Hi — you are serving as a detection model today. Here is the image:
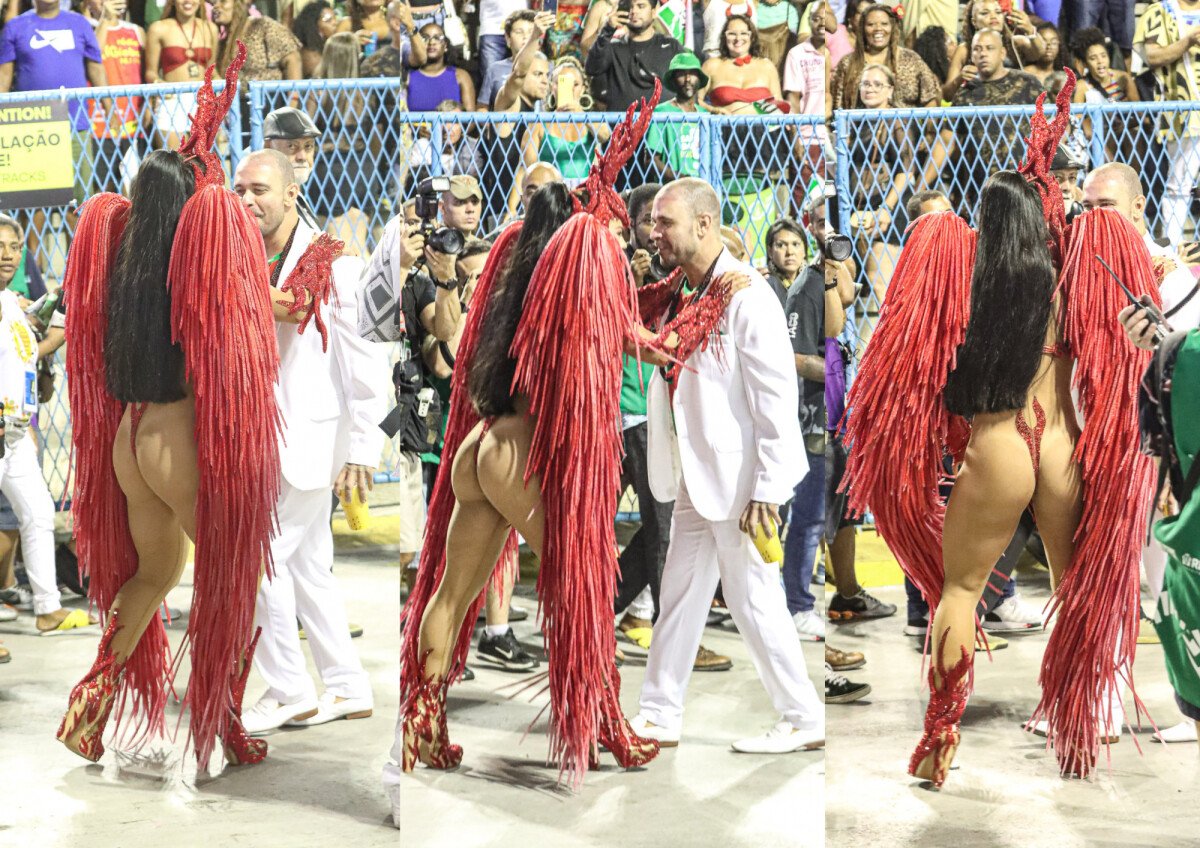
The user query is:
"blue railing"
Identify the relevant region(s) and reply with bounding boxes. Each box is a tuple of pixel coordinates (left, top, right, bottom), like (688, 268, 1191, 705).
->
(1, 79, 816, 500)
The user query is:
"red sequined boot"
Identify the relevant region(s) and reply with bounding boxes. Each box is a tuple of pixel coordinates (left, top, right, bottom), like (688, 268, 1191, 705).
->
(909, 629, 973, 788)
(597, 671, 659, 768)
(57, 614, 125, 762)
(219, 627, 268, 766)
(401, 652, 462, 771)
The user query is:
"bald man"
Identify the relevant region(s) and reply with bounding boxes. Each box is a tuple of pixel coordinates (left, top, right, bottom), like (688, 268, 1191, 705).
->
(631, 178, 824, 754)
(1093, 163, 1200, 341)
(231, 150, 392, 734)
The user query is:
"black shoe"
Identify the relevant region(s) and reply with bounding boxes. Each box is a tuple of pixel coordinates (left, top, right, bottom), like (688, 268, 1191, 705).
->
(828, 590, 898, 622)
(476, 628, 539, 673)
(825, 664, 871, 704)
(462, 665, 475, 681)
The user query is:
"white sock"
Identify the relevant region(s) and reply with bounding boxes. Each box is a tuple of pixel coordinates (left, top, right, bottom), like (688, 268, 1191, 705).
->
(484, 624, 509, 638)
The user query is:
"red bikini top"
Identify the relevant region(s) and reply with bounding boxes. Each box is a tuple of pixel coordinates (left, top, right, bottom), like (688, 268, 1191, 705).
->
(708, 85, 774, 106)
(161, 45, 213, 75)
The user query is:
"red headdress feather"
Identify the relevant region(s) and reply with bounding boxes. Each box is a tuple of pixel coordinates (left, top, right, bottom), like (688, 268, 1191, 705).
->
(177, 40, 246, 188)
(1019, 68, 1075, 265)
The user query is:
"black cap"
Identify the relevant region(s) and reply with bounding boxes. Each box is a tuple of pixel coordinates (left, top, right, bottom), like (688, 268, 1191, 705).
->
(263, 107, 320, 140)
(1050, 145, 1086, 171)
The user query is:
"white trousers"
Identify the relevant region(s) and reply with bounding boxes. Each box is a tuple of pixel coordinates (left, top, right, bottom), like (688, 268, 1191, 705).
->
(253, 482, 371, 704)
(1163, 134, 1200, 245)
(638, 481, 822, 732)
(3, 435, 58, 615)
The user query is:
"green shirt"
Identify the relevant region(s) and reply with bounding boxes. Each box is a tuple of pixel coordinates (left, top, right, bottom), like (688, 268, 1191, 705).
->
(619, 354, 656, 417)
(645, 101, 708, 178)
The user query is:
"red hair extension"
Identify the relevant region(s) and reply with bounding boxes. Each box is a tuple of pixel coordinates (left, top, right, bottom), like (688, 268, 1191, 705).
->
(166, 184, 282, 768)
(1030, 208, 1158, 777)
(839, 211, 976, 611)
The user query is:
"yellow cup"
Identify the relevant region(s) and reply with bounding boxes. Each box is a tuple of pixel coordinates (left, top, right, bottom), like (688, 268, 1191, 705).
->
(340, 488, 370, 532)
(754, 520, 784, 564)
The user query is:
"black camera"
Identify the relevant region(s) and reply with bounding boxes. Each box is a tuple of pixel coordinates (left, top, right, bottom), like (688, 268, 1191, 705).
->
(826, 232, 852, 263)
(414, 176, 466, 260)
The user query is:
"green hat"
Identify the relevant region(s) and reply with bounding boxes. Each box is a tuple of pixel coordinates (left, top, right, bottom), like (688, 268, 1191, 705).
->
(664, 51, 709, 95)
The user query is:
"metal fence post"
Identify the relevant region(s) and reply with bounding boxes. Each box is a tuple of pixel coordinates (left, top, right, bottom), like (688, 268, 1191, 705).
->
(249, 82, 265, 152)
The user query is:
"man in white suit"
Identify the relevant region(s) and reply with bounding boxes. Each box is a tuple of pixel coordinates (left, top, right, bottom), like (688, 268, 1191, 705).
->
(231, 150, 392, 733)
(631, 178, 824, 753)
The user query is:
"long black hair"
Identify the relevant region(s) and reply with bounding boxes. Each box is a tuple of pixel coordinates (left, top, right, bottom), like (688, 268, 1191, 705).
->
(468, 182, 575, 418)
(106, 149, 195, 404)
(944, 171, 1056, 416)
(914, 25, 951, 85)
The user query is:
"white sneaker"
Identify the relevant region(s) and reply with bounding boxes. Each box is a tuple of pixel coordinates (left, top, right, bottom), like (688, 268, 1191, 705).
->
(628, 713, 680, 747)
(731, 720, 824, 753)
(242, 694, 320, 735)
(793, 609, 825, 641)
(0, 604, 17, 622)
(286, 691, 374, 727)
(983, 594, 1045, 632)
(1152, 720, 1198, 744)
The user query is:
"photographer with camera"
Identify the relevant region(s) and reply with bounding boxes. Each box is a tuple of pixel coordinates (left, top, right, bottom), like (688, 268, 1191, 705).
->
(360, 176, 465, 596)
(440, 174, 484, 240)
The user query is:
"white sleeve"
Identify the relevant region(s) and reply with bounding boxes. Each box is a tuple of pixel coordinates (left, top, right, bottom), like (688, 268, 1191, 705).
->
(332, 255, 392, 467)
(731, 284, 806, 504)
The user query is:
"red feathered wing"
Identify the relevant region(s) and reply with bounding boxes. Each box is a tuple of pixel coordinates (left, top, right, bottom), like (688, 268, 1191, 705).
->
(65, 193, 173, 746)
(839, 211, 975, 608)
(398, 224, 523, 695)
(509, 212, 641, 786)
(1031, 208, 1158, 776)
(167, 184, 282, 767)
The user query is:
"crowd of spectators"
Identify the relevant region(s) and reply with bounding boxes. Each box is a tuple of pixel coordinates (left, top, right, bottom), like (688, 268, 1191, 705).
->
(0, 0, 826, 264)
(823, 0, 1200, 317)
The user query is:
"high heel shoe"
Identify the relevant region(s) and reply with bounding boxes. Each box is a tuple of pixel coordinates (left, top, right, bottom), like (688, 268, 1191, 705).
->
(597, 674, 660, 768)
(219, 627, 267, 766)
(909, 630, 973, 788)
(57, 614, 125, 762)
(401, 652, 462, 771)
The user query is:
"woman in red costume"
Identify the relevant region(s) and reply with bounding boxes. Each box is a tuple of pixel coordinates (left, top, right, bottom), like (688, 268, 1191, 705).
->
(393, 83, 744, 786)
(56, 45, 330, 772)
(841, 72, 1160, 787)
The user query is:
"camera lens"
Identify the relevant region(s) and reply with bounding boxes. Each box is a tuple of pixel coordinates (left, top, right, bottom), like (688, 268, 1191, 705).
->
(428, 227, 465, 256)
(826, 233, 852, 263)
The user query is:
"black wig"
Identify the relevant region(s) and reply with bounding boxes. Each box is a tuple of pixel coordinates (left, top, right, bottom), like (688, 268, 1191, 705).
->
(944, 170, 1056, 417)
(468, 182, 575, 418)
(105, 149, 195, 404)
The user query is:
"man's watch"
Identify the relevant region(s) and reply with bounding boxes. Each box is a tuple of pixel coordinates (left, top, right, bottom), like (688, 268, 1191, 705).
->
(433, 278, 458, 291)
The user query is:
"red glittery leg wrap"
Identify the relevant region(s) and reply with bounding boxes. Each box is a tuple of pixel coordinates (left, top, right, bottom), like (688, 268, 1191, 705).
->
(57, 613, 126, 762)
(1014, 398, 1046, 476)
(596, 665, 660, 768)
(219, 627, 268, 766)
(909, 629, 974, 788)
(401, 650, 463, 772)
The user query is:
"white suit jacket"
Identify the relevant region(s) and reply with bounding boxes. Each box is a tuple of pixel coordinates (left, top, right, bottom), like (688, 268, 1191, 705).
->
(274, 219, 391, 492)
(646, 248, 807, 522)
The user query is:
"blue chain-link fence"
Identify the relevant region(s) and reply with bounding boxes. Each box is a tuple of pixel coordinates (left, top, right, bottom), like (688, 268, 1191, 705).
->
(833, 101, 1200, 345)
(2, 79, 818, 502)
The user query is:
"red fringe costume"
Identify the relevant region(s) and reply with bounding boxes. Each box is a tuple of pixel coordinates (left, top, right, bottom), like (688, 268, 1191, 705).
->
(60, 44, 327, 769)
(840, 71, 1158, 779)
(398, 83, 699, 786)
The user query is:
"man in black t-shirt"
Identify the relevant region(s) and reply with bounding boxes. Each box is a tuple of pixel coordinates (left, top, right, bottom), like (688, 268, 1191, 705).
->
(585, 0, 682, 112)
(782, 263, 826, 645)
